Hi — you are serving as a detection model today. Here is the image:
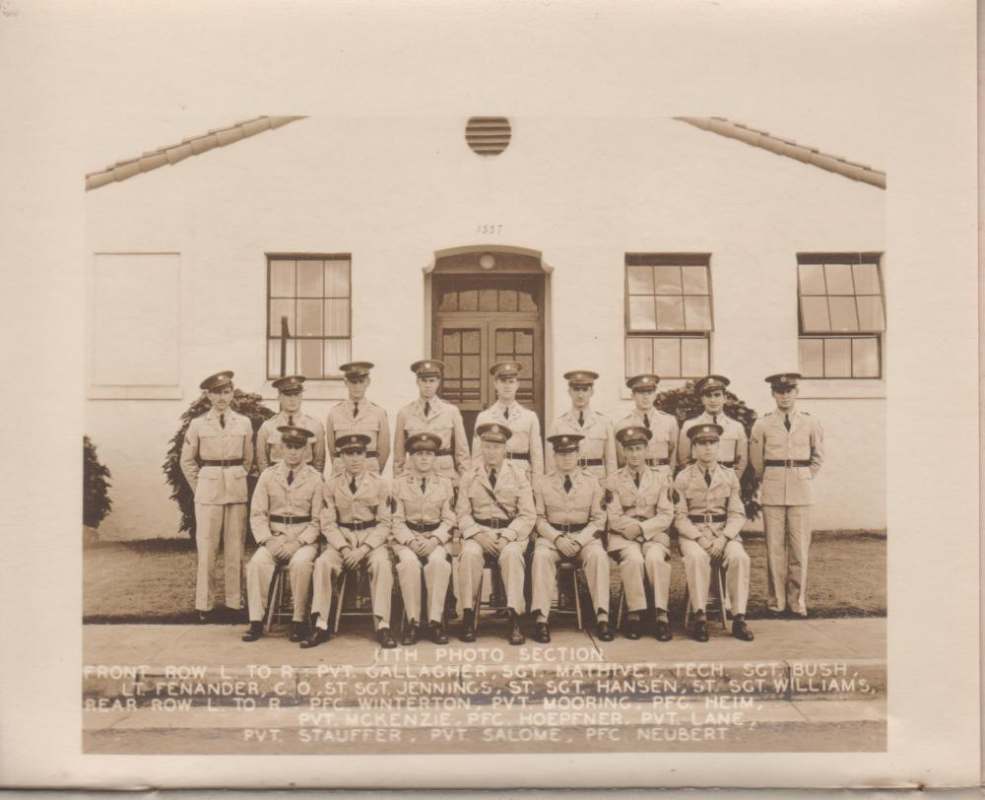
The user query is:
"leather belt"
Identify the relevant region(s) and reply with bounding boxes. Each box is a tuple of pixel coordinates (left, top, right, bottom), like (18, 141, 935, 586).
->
(507, 451, 530, 461)
(689, 514, 727, 523)
(270, 514, 311, 525)
(764, 459, 811, 467)
(336, 450, 379, 458)
(473, 517, 514, 529)
(200, 459, 244, 467)
(578, 458, 604, 467)
(645, 457, 670, 466)
(552, 522, 588, 533)
(631, 515, 650, 522)
(406, 521, 441, 533)
(338, 520, 378, 531)
(720, 460, 736, 468)
(436, 448, 453, 457)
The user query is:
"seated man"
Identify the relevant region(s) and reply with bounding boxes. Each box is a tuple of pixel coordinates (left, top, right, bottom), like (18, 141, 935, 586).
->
(606, 426, 675, 641)
(242, 426, 322, 643)
(391, 432, 455, 645)
(456, 422, 535, 645)
(303, 433, 396, 649)
(532, 434, 612, 643)
(674, 424, 754, 642)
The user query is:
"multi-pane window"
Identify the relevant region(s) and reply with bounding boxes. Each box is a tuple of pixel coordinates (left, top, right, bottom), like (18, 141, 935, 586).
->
(797, 253, 885, 379)
(267, 254, 351, 379)
(625, 253, 713, 379)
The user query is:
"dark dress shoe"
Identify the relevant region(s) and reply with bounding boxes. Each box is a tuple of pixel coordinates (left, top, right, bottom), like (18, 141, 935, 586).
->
(288, 622, 306, 643)
(533, 622, 551, 643)
(654, 618, 672, 642)
(241, 622, 263, 642)
(197, 610, 210, 624)
(732, 617, 755, 641)
(460, 609, 477, 642)
(507, 611, 525, 645)
(300, 627, 330, 649)
(429, 621, 449, 645)
(402, 622, 419, 646)
(690, 618, 709, 642)
(596, 620, 614, 642)
(378, 627, 397, 649)
(624, 615, 641, 640)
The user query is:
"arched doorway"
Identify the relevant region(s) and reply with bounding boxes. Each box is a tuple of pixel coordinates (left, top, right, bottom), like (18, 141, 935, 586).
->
(424, 246, 551, 443)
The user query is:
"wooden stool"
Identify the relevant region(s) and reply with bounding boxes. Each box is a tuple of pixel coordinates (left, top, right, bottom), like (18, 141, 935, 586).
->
(551, 559, 585, 630)
(683, 561, 730, 631)
(263, 564, 295, 633)
(471, 554, 511, 636)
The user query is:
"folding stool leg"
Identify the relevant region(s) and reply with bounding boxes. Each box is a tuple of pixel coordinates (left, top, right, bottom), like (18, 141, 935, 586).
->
(333, 572, 347, 635)
(573, 567, 584, 631)
(263, 566, 285, 633)
(717, 564, 729, 630)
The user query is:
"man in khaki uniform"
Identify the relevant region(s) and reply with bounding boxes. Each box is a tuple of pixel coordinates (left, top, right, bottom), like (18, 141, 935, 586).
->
(749, 372, 824, 618)
(180, 370, 254, 621)
(616, 373, 678, 480)
(606, 426, 676, 641)
(471, 361, 544, 481)
(256, 375, 326, 473)
(547, 370, 617, 481)
(242, 427, 322, 643)
(391, 432, 455, 645)
(677, 375, 748, 475)
(675, 424, 754, 642)
(303, 433, 396, 649)
(456, 422, 535, 645)
(325, 361, 390, 475)
(393, 359, 470, 484)
(531, 434, 612, 643)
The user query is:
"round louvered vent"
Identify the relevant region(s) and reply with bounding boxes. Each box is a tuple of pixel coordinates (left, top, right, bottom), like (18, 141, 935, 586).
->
(465, 116, 511, 156)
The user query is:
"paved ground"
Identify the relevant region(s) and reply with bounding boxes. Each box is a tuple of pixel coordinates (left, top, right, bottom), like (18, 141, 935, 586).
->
(83, 618, 885, 754)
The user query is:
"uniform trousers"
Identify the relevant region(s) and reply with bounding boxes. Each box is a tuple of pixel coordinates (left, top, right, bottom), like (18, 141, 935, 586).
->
(763, 505, 812, 615)
(531, 538, 610, 621)
(611, 541, 672, 612)
(245, 538, 317, 622)
(678, 537, 750, 615)
(393, 544, 452, 623)
(194, 502, 247, 611)
(459, 539, 526, 614)
(310, 546, 394, 629)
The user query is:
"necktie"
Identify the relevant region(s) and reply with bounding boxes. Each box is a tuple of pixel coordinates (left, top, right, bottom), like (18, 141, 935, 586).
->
(287, 469, 294, 486)
(353, 402, 359, 419)
(424, 401, 431, 418)
(784, 414, 791, 432)
(578, 410, 585, 427)
(633, 472, 641, 489)
(503, 406, 509, 421)
(563, 474, 573, 493)
(288, 414, 294, 427)
(704, 470, 712, 487)
(643, 413, 650, 430)
(712, 414, 718, 426)
(349, 477, 357, 495)
(219, 413, 225, 429)
(420, 478, 426, 494)
(489, 468, 497, 488)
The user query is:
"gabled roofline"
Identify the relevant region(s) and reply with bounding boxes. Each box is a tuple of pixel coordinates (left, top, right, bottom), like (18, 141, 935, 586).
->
(85, 116, 306, 191)
(675, 116, 886, 189)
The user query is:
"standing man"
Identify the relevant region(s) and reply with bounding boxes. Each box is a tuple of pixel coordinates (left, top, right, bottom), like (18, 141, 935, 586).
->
(674, 424, 754, 642)
(749, 372, 824, 618)
(392, 432, 455, 645)
(303, 433, 396, 649)
(325, 361, 390, 476)
(242, 427, 322, 643)
(393, 360, 470, 484)
(256, 375, 326, 474)
(606, 426, 676, 641)
(617, 373, 678, 480)
(677, 375, 748, 476)
(456, 422, 536, 645)
(180, 370, 254, 622)
(531, 434, 612, 644)
(472, 361, 545, 481)
(547, 370, 617, 481)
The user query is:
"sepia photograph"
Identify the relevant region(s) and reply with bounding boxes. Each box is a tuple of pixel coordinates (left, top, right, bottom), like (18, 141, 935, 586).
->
(82, 112, 886, 755)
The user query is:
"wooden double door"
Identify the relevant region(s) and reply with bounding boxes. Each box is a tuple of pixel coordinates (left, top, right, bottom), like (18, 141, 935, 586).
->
(432, 275, 545, 443)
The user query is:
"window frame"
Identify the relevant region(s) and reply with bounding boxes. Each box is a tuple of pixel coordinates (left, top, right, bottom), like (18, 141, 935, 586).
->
(796, 252, 885, 380)
(265, 252, 353, 382)
(623, 252, 714, 380)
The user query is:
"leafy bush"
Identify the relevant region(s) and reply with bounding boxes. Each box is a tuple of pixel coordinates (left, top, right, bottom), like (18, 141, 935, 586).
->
(655, 381, 761, 520)
(162, 389, 275, 541)
(83, 436, 113, 528)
